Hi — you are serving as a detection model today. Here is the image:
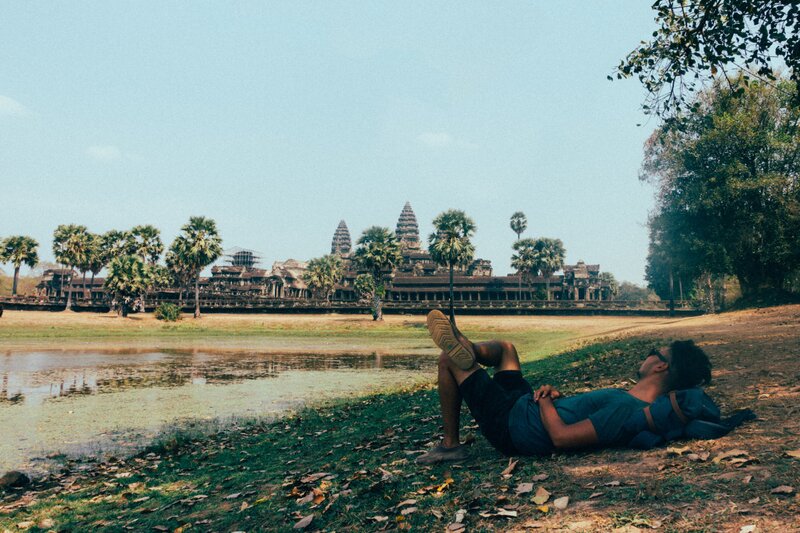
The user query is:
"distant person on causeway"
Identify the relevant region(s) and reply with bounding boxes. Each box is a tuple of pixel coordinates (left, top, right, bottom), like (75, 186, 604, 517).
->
(416, 310, 712, 464)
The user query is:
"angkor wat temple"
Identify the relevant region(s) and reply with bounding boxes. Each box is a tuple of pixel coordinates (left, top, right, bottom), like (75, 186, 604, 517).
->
(33, 202, 613, 308)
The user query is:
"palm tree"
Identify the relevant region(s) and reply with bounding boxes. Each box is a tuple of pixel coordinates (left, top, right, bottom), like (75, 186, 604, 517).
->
(532, 237, 566, 301)
(510, 211, 527, 240)
(511, 238, 538, 299)
(174, 217, 223, 318)
(303, 254, 344, 303)
(510, 212, 528, 302)
(165, 246, 194, 306)
(52, 224, 90, 310)
(85, 234, 105, 300)
(0, 236, 39, 296)
(428, 209, 476, 324)
(105, 255, 149, 317)
(127, 225, 163, 311)
(353, 226, 403, 321)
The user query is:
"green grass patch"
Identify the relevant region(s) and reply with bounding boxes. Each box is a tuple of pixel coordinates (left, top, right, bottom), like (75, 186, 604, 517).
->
(0, 338, 663, 532)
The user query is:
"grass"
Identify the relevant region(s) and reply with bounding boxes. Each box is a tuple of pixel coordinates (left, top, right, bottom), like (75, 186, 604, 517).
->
(3, 336, 796, 532)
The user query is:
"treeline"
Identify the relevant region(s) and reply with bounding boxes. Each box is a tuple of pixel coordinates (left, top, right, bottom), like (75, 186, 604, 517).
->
(0, 217, 222, 317)
(642, 74, 800, 310)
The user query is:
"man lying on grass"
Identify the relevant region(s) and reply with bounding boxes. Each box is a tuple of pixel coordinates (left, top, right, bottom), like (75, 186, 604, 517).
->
(417, 310, 712, 464)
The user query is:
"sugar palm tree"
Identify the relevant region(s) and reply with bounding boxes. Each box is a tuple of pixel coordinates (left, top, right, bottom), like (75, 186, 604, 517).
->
(0, 236, 39, 296)
(532, 237, 566, 301)
(428, 209, 476, 324)
(510, 211, 527, 240)
(165, 245, 194, 306)
(174, 217, 223, 318)
(303, 254, 344, 303)
(511, 238, 538, 299)
(52, 224, 90, 310)
(127, 225, 163, 310)
(105, 255, 149, 317)
(510, 212, 528, 301)
(353, 226, 403, 321)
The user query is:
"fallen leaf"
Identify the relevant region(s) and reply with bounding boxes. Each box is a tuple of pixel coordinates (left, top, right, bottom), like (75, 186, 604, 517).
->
(667, 446, 692, 455)
(536, 505, 550, 513)
(686, 452, 710, 462)
(532, 487, 551, 505)
(501, 458, 519, 478)
(495, 508, 518, 517)
(301, 473, 330, 483)
(447, 524, 466, 532)
(369, 516, 389, 522)
(430, 509, 443, 519)
(240, 501, 250, 511)
(312, 488, 325, 505)
(522, 520, 546, 528)
(531, 473, 549, 482)
(739, 526, 756, 533)
(712, 449, 749, 464)
(553, 496, 569, 510)
(748, 497, 760, 504)
(604, 480, 621, 487)
(589, 491, 604, 499)
(400, 507, 417, 516)
(770, 485, 794, 494)
(224, 493, 241, 500)
(568, 521, 595, 531)
(293, 514, 313, 529)
(742, 475, 753, 484)
(784, 449, 800, 459)
(516, 482, 534, 495)
(396, 499, 417, 508)
(454, 509, 466, 523)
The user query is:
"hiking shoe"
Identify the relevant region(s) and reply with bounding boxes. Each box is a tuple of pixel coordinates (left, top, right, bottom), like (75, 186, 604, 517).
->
(427, 310, 475, 370)
(415, 444, 469, 464)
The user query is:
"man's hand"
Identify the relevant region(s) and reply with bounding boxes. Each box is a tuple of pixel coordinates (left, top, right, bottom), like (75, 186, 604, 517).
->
(533, 384, 562, 403)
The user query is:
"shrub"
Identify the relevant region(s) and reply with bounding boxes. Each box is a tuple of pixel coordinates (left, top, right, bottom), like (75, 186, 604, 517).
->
(154, 302, 182, 322)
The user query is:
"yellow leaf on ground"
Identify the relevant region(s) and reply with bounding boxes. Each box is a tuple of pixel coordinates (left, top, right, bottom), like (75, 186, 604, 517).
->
(532, 487, 551, 505)
(785, 449, 800, 459)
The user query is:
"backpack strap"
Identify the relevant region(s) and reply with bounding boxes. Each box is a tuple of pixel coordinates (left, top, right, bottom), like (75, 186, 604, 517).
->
(643, 406, 656, 432)
(669, 391, 689, 424)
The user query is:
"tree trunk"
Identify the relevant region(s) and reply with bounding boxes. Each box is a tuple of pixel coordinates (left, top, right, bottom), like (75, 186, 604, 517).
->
(678, 277, 684, 302)
(372, 291, 382, 321)
(705, 273, 716, 314)
(121, 301, 128, 318)
(12, 266, 19, 296)
(82, 271, 87, 301)
(449, 264, 455, 325)
(194, 274, 201, 319)
(668, 269, 675, 316)
(518, 273, 522, 305)
(65, 269, 73, 311)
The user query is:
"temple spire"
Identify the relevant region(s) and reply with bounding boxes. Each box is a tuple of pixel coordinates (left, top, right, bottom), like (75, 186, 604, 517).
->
(395, 201, 420, 250)
(331, 220, 352, 255)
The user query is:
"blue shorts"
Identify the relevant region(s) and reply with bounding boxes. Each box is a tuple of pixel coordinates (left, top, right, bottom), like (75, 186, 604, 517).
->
(459, 369, 533, 456)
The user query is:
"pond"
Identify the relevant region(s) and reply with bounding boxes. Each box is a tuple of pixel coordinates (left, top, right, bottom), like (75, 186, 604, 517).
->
(0, 343, 437, 474)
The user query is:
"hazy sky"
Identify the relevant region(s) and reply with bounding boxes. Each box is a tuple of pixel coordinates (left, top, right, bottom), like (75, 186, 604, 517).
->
(1, 2, 660, 283)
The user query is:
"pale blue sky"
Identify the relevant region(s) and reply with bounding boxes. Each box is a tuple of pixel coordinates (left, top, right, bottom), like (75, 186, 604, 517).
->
(1, 2, 659, 283)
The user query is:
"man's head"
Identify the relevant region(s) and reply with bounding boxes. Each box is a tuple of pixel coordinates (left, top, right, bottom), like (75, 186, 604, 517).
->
(637, 340, 712, 391)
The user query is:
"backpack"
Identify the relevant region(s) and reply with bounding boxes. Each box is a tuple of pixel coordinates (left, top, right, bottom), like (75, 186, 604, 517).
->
(622, 388, 755, 449)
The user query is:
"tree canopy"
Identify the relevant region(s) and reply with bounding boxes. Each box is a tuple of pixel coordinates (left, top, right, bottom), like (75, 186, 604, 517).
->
(354, 226, 402, 320)
(303, 254, 344, 302)
(642, 75, 800, 298)
(0, 235, 39, 296)
(620, 0, 800, 117)
(510, 211, 527, 240)
(617, 0, 800, 117)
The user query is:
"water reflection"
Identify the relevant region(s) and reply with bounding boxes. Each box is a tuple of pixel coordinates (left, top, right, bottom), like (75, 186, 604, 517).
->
(0, 349, 433, 406)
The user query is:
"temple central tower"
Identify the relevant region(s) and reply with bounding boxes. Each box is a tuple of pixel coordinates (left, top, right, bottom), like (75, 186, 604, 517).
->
(396, 201, 421, 250)
(331, 220, 352, 255)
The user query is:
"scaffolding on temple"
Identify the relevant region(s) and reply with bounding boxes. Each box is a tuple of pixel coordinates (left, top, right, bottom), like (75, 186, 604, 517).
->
(223, 247, 263, 269)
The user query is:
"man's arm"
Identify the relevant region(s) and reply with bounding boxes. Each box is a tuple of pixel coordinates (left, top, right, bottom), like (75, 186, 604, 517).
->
(537, 396, 599, 450)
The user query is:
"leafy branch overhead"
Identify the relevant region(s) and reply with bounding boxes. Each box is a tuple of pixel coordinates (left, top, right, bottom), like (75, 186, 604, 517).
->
(616, 0, 800, 117)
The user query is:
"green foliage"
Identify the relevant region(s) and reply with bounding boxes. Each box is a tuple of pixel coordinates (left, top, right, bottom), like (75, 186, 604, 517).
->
(642, 76, 800, 299)
(598, 271, 619, 299)
(105, 255, 149, 317)
(154, 302, 182, 322)
(616, 281, 659, 302)
(428, 210, 476, 270)
(172, 216, 223, 318)
(354, 227, 402, 320)
(0, 235, 39, 296)
(128, 225, 164, 264)
(511, 237, 565, 301)
(303, 254, 344, 301)
(510, 211, 527, 239)
(353, 273, 376, 302)
(616, 0, 800, 117)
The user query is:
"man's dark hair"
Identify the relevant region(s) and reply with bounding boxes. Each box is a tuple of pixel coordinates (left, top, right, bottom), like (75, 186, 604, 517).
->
(668, 340, 712, 390)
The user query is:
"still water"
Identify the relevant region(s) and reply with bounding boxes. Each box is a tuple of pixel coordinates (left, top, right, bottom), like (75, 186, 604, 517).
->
(0, 345, 436, 474)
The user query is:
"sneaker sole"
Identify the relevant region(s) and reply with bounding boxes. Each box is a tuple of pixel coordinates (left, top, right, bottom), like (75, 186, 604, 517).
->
(426, 310, 475, 370)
